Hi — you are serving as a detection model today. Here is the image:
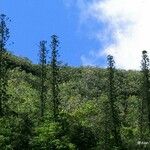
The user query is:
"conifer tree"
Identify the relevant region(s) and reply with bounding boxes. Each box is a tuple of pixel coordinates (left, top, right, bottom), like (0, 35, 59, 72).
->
(50, 35, 60, 121)
(141, 50, 150, 129)
(102, 98, 111, 150)
(0, 14, 10, 116)
(39, 41, 47, 117)
(139, 50, 150, 143)
(107, 55, 123, 149)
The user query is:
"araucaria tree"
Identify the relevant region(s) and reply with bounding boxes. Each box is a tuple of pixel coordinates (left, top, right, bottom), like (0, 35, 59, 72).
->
(0, 14, 10, 116)
(50, 35, 60, 121)
(107, 55, 123, 149)
(139, 50, 150, 141)
(39, 40, 47, 117)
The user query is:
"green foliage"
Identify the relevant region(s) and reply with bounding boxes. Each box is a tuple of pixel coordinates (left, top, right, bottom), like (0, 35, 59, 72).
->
(7, 68, 39, 116)
(32, 121, 75, 150)
(11, 114, 33, 150)
(5, 53, 40, 76)
(0, 117, 12, 149)
(2, 58, 150, 150)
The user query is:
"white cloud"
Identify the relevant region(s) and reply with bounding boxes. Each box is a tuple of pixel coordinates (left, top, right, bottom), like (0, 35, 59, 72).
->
(81, 50, 100, 66)
(80, 0, 150, 69)
(81, 55, 95, 66)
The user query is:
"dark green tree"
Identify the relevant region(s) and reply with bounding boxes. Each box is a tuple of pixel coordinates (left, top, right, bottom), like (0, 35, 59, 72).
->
(102, 98, 111, 150)
(141, 50, 150, 129)
(69, 123, 98, 150)
(11, 114, 33, 150)
(139, 50, 150, 145)
(39, 40, 47, 117)
(107, 55, 123, 149)
(50, 35, 60, 121)
(0, 14, 10, 116)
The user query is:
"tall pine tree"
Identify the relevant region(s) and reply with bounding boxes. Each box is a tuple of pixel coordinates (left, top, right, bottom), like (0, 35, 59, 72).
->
(50, 35, 60, 122)
(39, 40, 47, 117)
(0, 14, 10, 116)
(139, 50, 150, 144)
(102, 97, 111, 150)
(107, 55, 123, 149)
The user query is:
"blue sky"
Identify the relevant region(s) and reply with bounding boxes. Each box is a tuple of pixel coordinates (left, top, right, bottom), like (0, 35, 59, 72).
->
(0, 0, 104, 66)
(1, 0, 148, 69)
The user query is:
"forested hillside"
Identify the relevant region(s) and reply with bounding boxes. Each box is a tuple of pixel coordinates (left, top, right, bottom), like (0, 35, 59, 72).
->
(1, 52, 149, 150)
(0, 14, 150, 150)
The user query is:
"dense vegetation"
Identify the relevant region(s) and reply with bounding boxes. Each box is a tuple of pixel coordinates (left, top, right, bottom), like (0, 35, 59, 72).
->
(0, 14, 150, 150)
